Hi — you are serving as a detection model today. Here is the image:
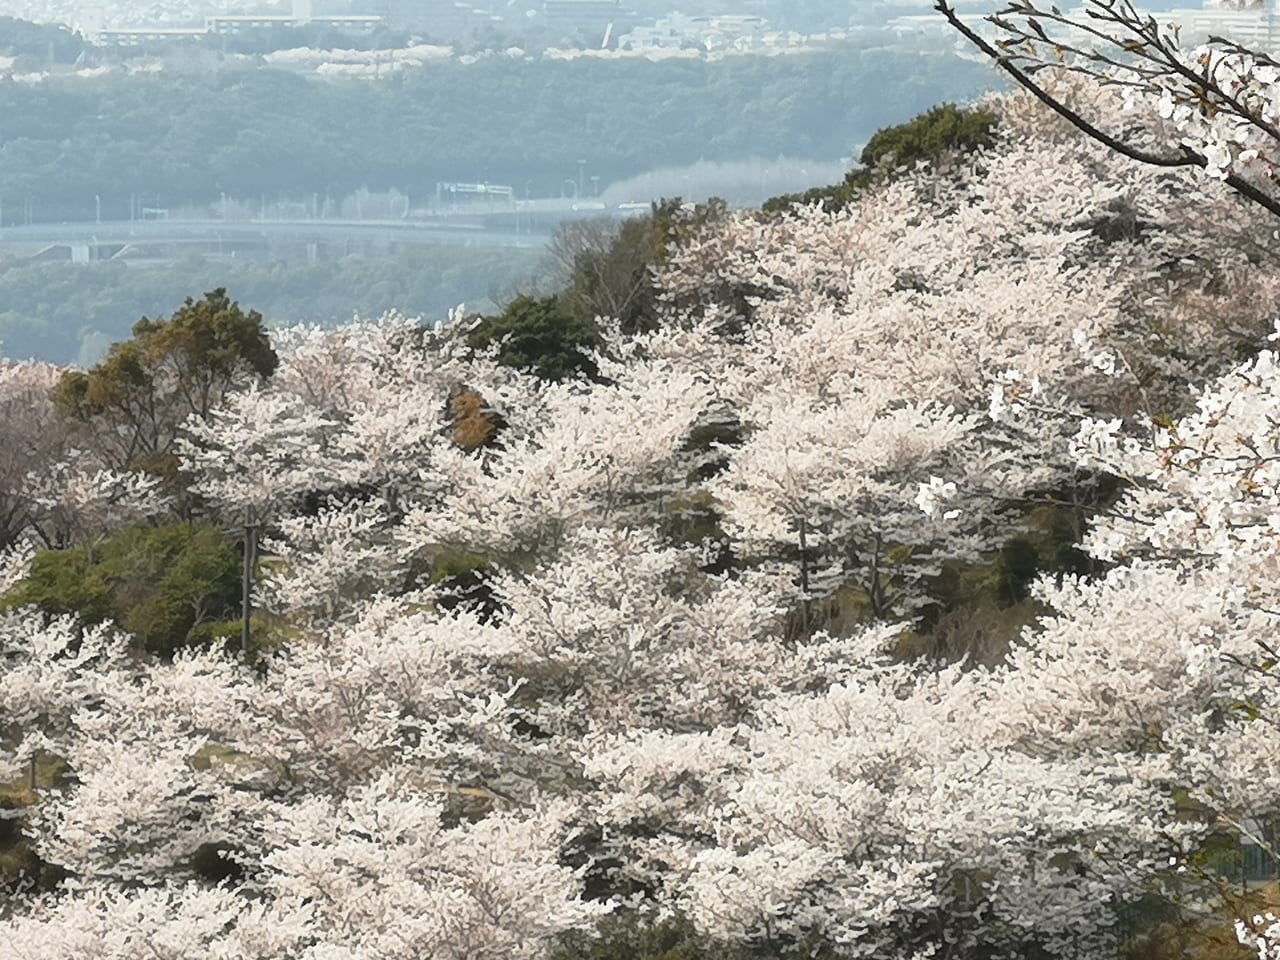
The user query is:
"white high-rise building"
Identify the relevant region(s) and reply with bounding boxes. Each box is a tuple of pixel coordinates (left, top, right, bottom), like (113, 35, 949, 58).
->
(1178, 0, 1278, 49)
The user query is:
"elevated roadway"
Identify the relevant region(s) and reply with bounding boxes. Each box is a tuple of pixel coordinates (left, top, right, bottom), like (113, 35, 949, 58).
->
(0, 217, 546, 254)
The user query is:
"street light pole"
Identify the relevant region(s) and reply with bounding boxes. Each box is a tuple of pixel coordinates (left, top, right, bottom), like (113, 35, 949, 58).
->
(577, 158, 586, 198)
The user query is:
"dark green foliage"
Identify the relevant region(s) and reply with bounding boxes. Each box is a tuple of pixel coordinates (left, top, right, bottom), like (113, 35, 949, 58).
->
(1, 522, 242, 658)
(905, 497, 1109, 663)
(649, 197, 731, 264)
(53, 288, 276, 478)
(427, 553, 504, 625)
(471, 198, 731, 378)
(0, 801, 19, 850)
(551, 913, 755, 960)
(189, 841, 245, 885)
(764, 102, 1000, 213)
(0, 759, 72, 898)
(0, 835, 66, 898)
(469, 294, 601, 382)
(1030, 508, 1094, 581)
(3, 549, 113, 626)
(858, 101, 999, 174)
(992, 537, 1040, 607)
(763, 171, 856, 213)
(55, 287, 277, 421)
(682, 418, 745, 482)
(184, 618, 247, 650)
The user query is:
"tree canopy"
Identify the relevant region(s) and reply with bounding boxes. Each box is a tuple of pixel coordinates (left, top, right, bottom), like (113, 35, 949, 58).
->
(764, 102, 999, 212)
(53, 288, 277, 477)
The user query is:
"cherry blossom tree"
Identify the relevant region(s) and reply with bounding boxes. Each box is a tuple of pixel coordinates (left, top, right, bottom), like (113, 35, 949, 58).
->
(583, 662, 1182, 959)
(0, 359, 62, 550)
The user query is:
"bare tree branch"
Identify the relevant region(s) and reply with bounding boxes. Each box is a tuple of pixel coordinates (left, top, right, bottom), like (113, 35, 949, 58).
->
(936, 0, 1280, 219)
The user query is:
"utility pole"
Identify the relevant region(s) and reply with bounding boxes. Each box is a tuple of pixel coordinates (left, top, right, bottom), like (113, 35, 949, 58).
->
(797, 516, 811, 638)
(240, 523, 258, 656)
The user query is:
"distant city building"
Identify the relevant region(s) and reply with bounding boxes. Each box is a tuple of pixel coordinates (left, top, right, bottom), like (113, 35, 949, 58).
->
(378, 0, 503, 41)
(95, 26, 208, 44)
(621, 12, 769, 51)
(543, 0, 617, 25)
(1172, 1, 1280, 46)
(206, 14, 381, 34)
(543, 0, 636, 39)
(885, 1, 1280, 52)
(95, 10, 383, 44)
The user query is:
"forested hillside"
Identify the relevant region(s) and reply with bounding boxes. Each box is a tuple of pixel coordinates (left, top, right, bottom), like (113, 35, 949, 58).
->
(3, 7, 1280, 960)
(0, 47, 994, 222)
(0, 245, 545, 364)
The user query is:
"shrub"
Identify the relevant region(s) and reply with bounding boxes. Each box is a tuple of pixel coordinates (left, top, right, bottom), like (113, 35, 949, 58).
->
(2, 522, 242, 658)
(468, 294, 600, 382)
(764, 102, 999, 213)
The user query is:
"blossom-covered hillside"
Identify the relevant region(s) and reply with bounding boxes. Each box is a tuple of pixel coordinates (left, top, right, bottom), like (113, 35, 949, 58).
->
(2, 46, 1280, 960)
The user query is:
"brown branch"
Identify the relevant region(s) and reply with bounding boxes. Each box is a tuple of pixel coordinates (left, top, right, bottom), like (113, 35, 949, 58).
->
(936, 0, 1197, 168)
(935, 0, 1280, 219)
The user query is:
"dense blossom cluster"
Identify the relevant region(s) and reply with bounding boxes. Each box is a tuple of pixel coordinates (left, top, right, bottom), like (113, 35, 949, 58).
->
(2, 69, 1280, 959)
(1144, 47, 1280, 180)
